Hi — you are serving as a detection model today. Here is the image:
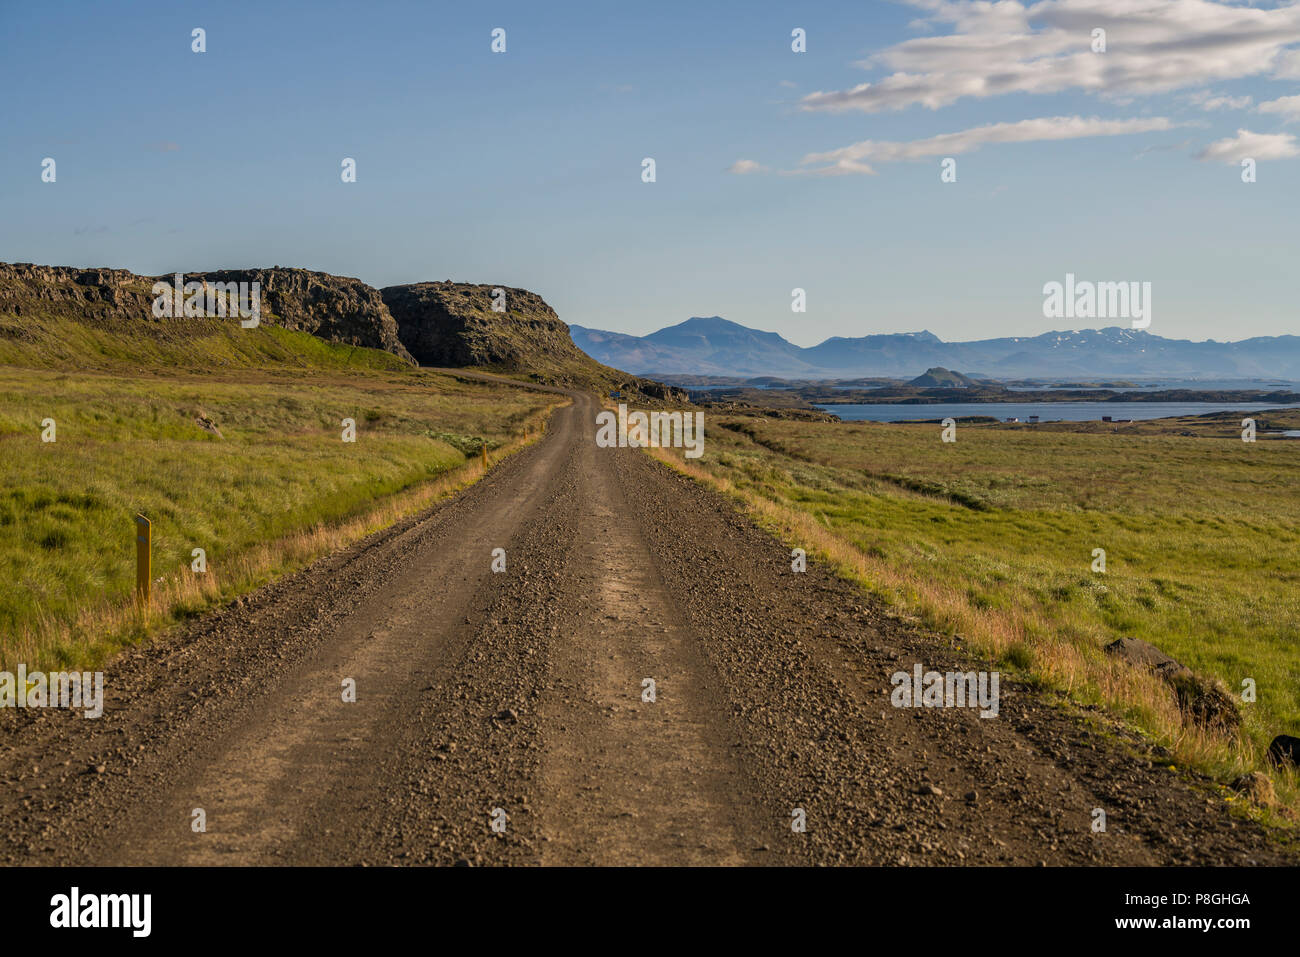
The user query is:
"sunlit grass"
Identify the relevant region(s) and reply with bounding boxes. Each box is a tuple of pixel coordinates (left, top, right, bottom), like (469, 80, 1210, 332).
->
(0, 325, 559, 670)
(651, 412, 1300, 817)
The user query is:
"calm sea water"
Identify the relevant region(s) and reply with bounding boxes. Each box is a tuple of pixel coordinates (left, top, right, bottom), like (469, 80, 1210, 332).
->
(814, 401, 1298, 423)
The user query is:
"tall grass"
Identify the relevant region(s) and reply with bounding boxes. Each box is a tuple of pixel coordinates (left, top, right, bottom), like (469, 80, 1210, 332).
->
(649, 412, 1300, 818)
(0, 341, 560, 669)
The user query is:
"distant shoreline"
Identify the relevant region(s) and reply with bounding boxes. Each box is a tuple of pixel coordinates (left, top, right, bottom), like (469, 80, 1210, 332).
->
(808, 388, 1300, 405)
(816, 400, 1300, 425)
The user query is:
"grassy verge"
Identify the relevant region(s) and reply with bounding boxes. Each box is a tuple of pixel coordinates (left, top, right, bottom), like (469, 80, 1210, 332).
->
(0, 319, 562, 670)
(646, 409, 1300, 819)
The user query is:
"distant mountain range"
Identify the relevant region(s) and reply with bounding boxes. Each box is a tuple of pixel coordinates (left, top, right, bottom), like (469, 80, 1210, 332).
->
(569, 317, 1300, 381)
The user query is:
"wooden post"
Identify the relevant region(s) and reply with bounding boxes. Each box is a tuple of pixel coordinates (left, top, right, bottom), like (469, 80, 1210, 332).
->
(135, 513, 151, 607)
(482, 440, 488, 470)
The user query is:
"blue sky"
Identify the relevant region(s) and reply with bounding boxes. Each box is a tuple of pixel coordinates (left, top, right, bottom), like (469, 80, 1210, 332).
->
(2, 0, 1298, 345)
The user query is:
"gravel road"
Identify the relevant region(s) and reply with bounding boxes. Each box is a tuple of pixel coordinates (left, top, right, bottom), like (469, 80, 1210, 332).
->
(0, 387, 1290, 865)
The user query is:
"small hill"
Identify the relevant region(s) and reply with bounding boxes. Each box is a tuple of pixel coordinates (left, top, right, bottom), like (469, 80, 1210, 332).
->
(908, 367, 978, 388)
(381, 281, 686, 401)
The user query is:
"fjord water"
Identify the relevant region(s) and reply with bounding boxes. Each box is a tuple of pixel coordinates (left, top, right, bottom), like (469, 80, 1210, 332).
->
(816, 401, 1297, 422)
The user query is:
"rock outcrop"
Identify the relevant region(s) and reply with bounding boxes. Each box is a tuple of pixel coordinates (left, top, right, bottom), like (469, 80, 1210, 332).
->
(0, 263, 155, 320)
(0, 263, 688, 400)
(381, 282, 572, 369)
(1268, 734, 1300, 768)
(0, 263, 413, 362)
(190, 268, 412, 361)
(1104, 637, 1239, 732)
(381, 281, 688, 400)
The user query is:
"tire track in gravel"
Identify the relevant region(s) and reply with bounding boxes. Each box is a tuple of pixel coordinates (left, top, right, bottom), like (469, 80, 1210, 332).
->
(0, 384, 1292, 866)
(527, 417, 768, 865)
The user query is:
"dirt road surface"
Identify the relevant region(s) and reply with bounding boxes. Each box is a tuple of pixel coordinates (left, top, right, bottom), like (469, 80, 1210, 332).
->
(0, 387, 1291, 865)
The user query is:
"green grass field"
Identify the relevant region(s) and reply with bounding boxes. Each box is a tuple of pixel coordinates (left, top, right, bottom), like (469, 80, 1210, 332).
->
(0, 318, 558, 670)
(660, 409, 1300, 812)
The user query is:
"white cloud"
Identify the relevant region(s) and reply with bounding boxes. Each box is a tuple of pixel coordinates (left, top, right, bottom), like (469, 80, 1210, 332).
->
(1258, 94, 1300, 122)
(800, 0, 1300, 114)
(1189, 91, 1252, 111)
(783, 158, 878, 177)
(794, 115, 1180, 175)
(727, 159, 769, 174)
(1279, 49, 1300, 79)
(1196, 128, 1300, 163)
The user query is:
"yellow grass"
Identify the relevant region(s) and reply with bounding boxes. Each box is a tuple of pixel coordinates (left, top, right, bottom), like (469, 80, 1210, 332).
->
(645, 441, 1299, 823)
(9, 403, 561, 671)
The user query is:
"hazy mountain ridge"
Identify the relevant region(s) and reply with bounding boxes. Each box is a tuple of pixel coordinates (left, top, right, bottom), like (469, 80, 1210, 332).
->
(570, 317, 1300, 380)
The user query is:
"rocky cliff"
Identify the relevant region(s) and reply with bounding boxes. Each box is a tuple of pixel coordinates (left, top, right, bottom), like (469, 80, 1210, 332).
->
(0, 263, 413, 362)
(0, 263, 687, 401)
(190, 268, 412, 361)
(381, 281, 687, 400)
(381, 282, 573, 369)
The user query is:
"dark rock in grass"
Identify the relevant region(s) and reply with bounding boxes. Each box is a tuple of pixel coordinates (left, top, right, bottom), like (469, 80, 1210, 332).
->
(193, 409, 223, 438)
(1104, 637, 1239, 732)
(1104, 637, 1192, 682)
(1230, 771, 1277, 807)
(1267, 735, 1300, 768)
(1170, 673, 1240, 733)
